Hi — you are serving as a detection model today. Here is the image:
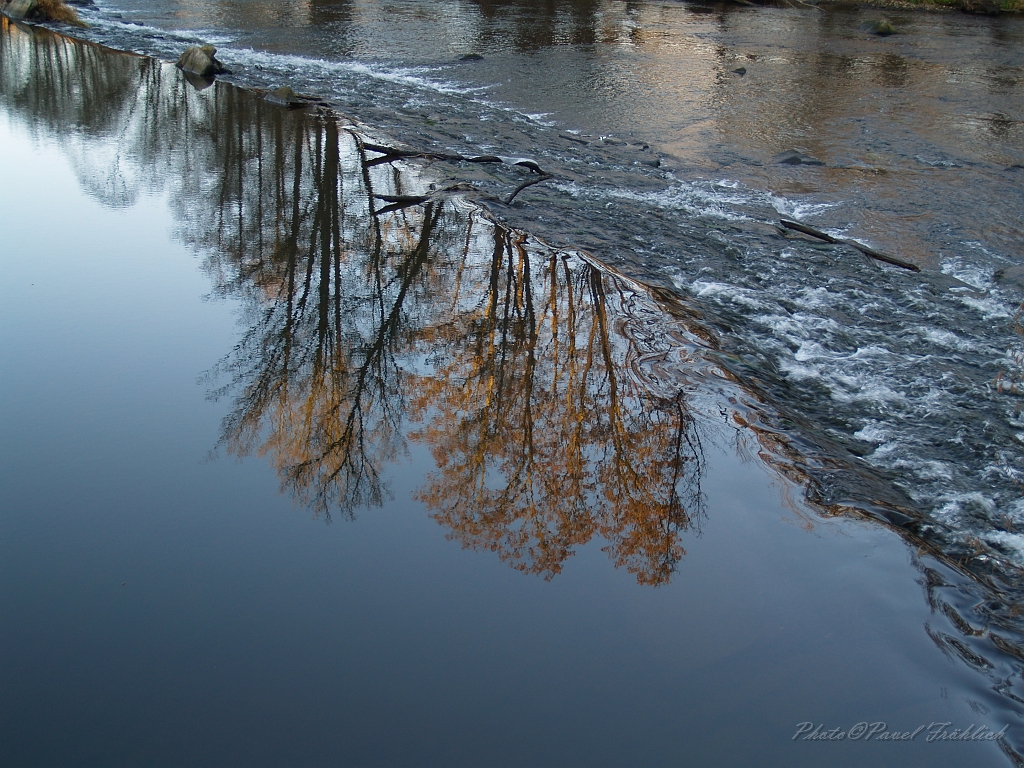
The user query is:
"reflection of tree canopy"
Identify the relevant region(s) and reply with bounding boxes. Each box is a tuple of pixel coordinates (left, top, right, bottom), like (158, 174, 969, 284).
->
(1, 18, 707, 583)
(407, 229, 705, 584)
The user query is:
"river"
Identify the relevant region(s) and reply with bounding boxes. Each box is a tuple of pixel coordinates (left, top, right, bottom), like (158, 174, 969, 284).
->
(2, 2, 1024, 765)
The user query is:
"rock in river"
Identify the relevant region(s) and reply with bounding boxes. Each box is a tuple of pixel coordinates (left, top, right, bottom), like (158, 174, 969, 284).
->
(2, 0, 84, 25)
(774, 150, 825, 167)
(177, 45, 229, 78)
(1, 0, 37, 20)
(860, 19, 896, 36)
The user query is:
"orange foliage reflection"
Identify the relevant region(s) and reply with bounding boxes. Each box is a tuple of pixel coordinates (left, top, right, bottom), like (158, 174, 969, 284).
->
(407, 227, 704, 583)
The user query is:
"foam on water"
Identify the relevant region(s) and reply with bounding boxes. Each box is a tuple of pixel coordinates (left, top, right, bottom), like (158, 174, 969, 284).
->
(75, 2, 566, 132)
(768, 194, 835, 221)
(673, 220, 1024, 570)
(78, 4, 235, 47)
(552, 178, 834, 225)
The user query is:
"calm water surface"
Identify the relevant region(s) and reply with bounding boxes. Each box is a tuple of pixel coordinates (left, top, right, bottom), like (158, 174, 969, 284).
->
(1, 7, 1023, 767)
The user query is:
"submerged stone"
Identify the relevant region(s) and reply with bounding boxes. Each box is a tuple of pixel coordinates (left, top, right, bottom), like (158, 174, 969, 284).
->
(265, 85, 306, 107)
(181, 70, 214, 91)
(774, 150, 825, 166)
(458, 53, 484, 61)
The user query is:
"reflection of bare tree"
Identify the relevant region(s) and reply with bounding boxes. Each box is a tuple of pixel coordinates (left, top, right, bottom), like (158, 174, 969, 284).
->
(214, 197, 454, 520)
(0, 17, 140, 135)
(179, 71, 708, 578)
(187, 101, 708, 580)
(202, 112, 708, 582)
(198, 113, 465, 520)
(406, 227, 705, 584)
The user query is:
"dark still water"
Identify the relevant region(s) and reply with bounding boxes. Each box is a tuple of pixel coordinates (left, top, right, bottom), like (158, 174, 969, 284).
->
(0, 7, 1022, 768)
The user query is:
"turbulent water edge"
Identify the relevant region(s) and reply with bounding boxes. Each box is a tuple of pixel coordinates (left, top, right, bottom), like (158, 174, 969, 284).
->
(5, 10, 1024, 755)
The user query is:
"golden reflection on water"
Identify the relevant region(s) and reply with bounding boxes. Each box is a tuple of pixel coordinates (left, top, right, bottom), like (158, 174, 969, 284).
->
(404, 230, 704, 583)
(201, 122, 709, 583)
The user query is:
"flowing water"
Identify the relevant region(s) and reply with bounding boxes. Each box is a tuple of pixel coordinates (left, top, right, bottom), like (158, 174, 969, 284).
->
(2, 2, 1024, 765)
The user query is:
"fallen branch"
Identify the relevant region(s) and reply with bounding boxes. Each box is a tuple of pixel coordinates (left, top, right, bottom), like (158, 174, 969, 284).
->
(356, 133, 557, 210)
(505, 174, 553, 205)
(369, 183, 476, 216)
(779, 219, 920, 272)
(361, 142, 550, 176)
(372, 194, 432, 215)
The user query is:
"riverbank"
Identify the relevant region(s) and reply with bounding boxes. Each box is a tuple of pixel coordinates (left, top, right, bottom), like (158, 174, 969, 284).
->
(817, 0, 1021, 14)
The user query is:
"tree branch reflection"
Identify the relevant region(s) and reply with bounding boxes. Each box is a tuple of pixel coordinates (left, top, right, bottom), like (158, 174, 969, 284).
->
(192, 94, 708, 582)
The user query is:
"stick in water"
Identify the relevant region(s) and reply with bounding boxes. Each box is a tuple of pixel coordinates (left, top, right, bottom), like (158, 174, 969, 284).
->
(779, 219, 920, 272)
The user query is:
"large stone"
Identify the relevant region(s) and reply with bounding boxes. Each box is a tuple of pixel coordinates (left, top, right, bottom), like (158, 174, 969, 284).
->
(2, 0, 39, 20)
(4, 0, 85, 25)
(860, 19, 897, 36)
(176, 45, 229, 78)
